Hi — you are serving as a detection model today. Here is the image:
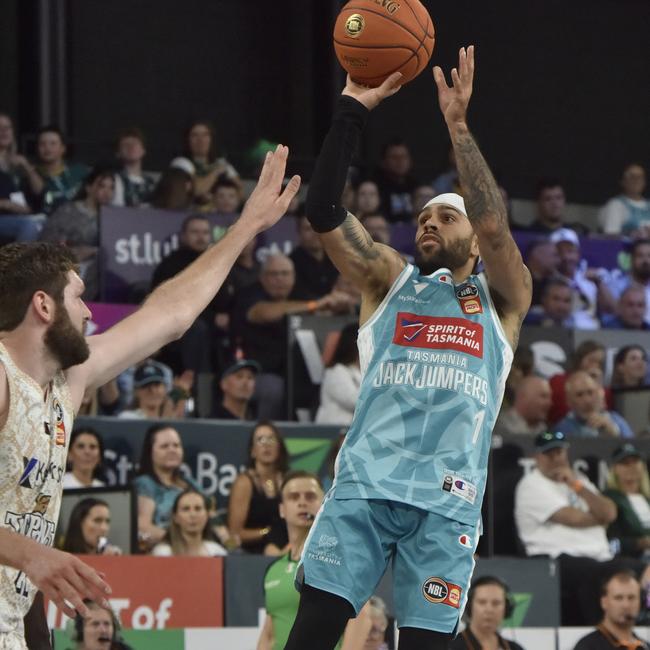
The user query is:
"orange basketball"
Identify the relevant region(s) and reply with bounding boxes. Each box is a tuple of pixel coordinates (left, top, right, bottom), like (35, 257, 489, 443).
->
(333, 0, 435, 88)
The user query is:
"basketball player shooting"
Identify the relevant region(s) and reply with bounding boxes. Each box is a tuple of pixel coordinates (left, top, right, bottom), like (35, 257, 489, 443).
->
(284, 46, 531, 650)
(0, 146, 299, 648)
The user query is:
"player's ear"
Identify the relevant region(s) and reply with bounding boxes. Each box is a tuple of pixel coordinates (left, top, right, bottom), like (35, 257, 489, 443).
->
(32, 290, 56, 325)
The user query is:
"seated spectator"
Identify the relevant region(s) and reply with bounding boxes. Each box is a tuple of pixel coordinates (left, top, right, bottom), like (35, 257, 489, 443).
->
(228, 237, 261, 293)
(151, 214, 226, 376)
(118, 360, 193, 419)
(35, 125, 88, 214)
(71, 601, 129, 650)
(431, 144, 459, 195)
(360, 214, 391, 246)
(604, 444, 650, 560)
(573, 570, 649, 650)
(524, 238, 560, 310)
(61, 498, 121, 555)
(609, 239, 650, 322)
(526, 178, 586, 235)
(290, 215, 339, 299)
(63, 427, 106, 489)
(361, 596, 390, 650)
(555, 371, 634, 439)
(450, 576, 525, 650)
(150, 165, 194, 211)
(372, 139, 419, 222)
(355, 180, 381, 218)
(494, 375, 551, 436)
(112, 127, 157, 207)
(233, 253, 349, 419)
(548, 341, 610, 424)
(182, 119, 241, 204)
(212, 359, 259, 420)
(135, 423, 201, 549)
(550, 228, 615, 327)
(227, 421, 289, 554)
(602, 285, 650, 330)
(151, 489, 227, 557)
(599, 163, 650, 237)
(39, 166, 115, 300)
(412, 184, 437, 219)
(524, 277, 580, 328)
(315, 323, 361, 425)
(611, 345, 649, 389)
(503, 346, 535, 408)
(77, 379, 120, 417)
(0, 113, 45, 242)
(211, 177, 242, 216)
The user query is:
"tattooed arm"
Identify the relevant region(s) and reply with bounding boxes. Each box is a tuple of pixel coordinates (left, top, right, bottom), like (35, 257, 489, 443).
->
(433, 46, 531, 345)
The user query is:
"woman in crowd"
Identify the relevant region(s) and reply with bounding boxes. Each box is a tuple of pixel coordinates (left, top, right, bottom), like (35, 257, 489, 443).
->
(63, 427, 106, 489)
(599, 163, 650, 236)
(134, 423, 201, 549)
(611, 345, 648, 389)
(548, 340, 611, 424)
(183, 119, 241, 204)
(450, 576, 525, 650)
(0, 112, 45, 241)
(150, 166, 194, 211)
(354, 180, 381, 219)
(315, 323, 361, 425)
(152, 489, 227, 557)
(227, 421, 289, 554)
(61, 498, 121, 555)
(604, 444, 650, 559)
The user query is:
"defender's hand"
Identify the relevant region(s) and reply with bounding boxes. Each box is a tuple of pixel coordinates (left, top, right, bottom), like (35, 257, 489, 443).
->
(240, 145, 301, 234)
(433, 45, 475, 127)
(341, 72, 402, 111)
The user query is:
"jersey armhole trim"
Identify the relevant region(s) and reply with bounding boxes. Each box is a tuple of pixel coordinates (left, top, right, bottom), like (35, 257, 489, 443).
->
(476, 272, 515, 356)
(359, 264, 413, 333)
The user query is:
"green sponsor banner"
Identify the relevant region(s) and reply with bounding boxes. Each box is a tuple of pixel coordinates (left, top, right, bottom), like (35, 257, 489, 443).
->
(53, 628, 184, 649)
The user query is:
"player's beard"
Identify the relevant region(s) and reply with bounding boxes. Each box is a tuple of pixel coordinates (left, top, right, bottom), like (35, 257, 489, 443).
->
(415, 235, 475, 276)
(44, 302, 90, 370)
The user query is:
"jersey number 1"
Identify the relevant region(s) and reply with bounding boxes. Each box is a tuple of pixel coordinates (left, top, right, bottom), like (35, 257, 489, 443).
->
(472, 410, 485, 445)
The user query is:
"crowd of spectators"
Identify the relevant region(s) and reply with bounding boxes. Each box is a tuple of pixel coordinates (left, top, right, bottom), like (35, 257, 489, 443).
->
(5, 113, 650, 638)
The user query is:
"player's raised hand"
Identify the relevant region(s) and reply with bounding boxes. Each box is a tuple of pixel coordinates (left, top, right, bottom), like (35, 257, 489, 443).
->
(433, 45, 475, 127)
(342, 72, 402, 111)
(240, 144, 301, 233)
(23, 544, 111, 618)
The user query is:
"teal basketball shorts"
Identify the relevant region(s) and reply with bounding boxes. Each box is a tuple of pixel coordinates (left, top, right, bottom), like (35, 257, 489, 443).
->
(296, 492, 480, 633)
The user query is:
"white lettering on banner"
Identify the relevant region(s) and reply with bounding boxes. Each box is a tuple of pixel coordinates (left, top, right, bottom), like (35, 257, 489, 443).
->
(255, 240, 293, 265)
(114, 233, 179, 265)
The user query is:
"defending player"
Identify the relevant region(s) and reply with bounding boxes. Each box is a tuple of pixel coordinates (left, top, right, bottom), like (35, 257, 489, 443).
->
(0, 146, 299, 648)
(285, 47, 531, 650)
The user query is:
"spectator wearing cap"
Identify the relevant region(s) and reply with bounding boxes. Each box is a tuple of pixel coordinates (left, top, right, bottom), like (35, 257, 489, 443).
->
(551, 228, 615, 328)
(604, 445, 650, 559)
(493, 375, 551, 436)
(514, 431, 619, 624)
(555, 371, 634, 439)
(118, 360, 192, 420)
(523, 238, 561, 312)
(212, 360, 259, 420)
(602, 285, 650, 331)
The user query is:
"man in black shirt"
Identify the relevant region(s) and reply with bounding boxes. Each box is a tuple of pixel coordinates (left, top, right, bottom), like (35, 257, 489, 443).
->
(212, 359, 259, 420)
(573, 570, 648, 649)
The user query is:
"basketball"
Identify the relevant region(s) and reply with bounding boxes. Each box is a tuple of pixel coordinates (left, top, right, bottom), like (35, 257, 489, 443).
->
(333, 0, 435, 88)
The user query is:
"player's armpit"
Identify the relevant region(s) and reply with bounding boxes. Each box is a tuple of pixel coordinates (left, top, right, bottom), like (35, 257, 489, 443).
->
(320, 212, 405, 307)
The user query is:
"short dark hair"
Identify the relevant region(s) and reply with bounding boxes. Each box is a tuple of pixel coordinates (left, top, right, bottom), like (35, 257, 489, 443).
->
(37, 124, 66, 145)
(536, 177, 564, 198)
(63, 498, 109, 553)
(115, 126, 146, 148)
(381, 138, 409, 158)
(630, 238, 650, 257)
(600, 569, 639, 596)
(0, 243, 78, 331)
(181, 213, 210, 233)
(542, 277, 572, 297)
(212, 177, 239, 193)
(280, 470, 322, 497)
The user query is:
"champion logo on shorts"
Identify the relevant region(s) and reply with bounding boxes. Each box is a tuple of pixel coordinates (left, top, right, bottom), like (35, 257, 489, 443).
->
(458, 534, 472, 549)
(422, 577, 462, 608)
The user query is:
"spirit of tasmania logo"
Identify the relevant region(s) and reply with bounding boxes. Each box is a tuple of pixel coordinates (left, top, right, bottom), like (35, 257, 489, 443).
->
(393, 313, 483, 358)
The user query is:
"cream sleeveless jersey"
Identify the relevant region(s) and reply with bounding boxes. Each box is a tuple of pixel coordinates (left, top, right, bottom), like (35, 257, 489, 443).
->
(0, 343, 74, 635)
(332, 264, 513, 525)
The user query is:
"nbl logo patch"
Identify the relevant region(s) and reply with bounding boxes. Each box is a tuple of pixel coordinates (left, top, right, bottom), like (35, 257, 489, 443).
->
(456, 283, 483, 315)
(422, 577, 462, 608)
(393, 313, 484, 358)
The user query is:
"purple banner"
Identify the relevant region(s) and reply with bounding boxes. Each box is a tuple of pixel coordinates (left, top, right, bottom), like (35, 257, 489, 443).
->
(99, 207, 299, 302)
(86, 302, 138, 335)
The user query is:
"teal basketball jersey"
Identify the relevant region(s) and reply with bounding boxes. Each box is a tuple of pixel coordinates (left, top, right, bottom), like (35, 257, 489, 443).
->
(333, 264, 513, 525)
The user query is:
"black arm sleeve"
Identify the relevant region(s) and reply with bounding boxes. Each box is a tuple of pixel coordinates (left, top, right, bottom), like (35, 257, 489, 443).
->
(305, 95, 369, 233)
